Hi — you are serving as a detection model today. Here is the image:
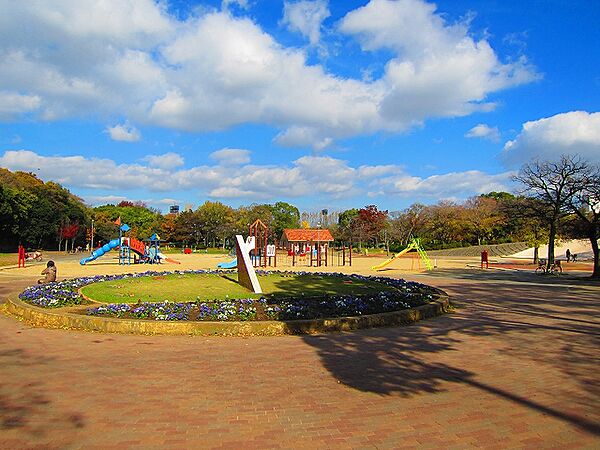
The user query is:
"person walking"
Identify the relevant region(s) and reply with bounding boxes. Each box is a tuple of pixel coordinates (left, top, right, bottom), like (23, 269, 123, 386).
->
(566, 248, 571, 263)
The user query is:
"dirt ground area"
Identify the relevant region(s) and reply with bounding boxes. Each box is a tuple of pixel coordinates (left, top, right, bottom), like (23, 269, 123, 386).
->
(0, 250, 533, 280)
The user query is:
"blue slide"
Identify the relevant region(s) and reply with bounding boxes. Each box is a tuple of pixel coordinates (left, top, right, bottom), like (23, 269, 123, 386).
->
(80, 238, 121, 265)
(217, 258, 237, 269)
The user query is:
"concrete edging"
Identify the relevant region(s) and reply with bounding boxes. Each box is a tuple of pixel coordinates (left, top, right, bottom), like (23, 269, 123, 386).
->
(4, 294, 450, 336)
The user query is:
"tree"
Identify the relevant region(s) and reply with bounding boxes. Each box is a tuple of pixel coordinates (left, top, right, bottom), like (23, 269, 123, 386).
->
(171, 210, 202, 247)
(93, 203, 162, 240)
(513, 155, 593, 267)
(196, 201, 235, 248)
(464, 196, 506, 245)
(564, 165, 600, 278)
(335, 208, 359, 244)
(422, 201, 468, 248)
(160, 213, 178, 243)
(352, 205, 388, 250)
(502, 196, 549, 263)
(388, 204, 427, 246)
(270, 202, 300, 240)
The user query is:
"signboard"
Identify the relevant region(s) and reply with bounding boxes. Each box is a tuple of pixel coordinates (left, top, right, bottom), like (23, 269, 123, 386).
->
(266, 244, 276, 257)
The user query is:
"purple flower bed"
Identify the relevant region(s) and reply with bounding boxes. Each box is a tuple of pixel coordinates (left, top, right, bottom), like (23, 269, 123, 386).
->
(19, 270, 439, 321)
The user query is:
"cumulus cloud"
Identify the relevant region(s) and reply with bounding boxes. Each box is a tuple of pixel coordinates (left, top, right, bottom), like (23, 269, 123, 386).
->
(465, 123, 500, 142)
(282, 0, 330, 45)
(339, 0, 539, 126)
(210, 148, 251, 165)
(371, 170, 513, 199)
(143, 152, 184, 169)
(0, 91, 41, 120)
(0, 149, 514, 204)
(502, 111, 600, 165)
(106, 123, 141, 142)
(0, 0, 538, 149)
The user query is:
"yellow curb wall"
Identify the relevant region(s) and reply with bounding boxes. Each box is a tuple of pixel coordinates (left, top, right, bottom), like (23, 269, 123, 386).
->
(4, 294, 450, 336)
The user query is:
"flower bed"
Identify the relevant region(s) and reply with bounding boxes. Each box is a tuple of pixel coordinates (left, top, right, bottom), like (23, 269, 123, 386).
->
(19, 270, 439, 321)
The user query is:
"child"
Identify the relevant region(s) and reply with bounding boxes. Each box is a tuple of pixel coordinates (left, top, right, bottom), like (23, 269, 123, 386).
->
(38, 260, 57, 284)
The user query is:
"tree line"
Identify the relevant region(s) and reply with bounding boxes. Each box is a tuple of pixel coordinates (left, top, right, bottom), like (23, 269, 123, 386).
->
(1, 155, 598, 277)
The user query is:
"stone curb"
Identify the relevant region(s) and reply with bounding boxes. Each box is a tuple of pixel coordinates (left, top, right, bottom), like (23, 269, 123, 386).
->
(4, 293, 450, 336)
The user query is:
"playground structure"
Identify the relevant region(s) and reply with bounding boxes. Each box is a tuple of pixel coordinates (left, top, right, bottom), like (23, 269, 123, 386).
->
(80, 224, 179, 265)
(372, 238, 434, 271)
(280, 228, 351, 267)
(217, 219, 277, 269)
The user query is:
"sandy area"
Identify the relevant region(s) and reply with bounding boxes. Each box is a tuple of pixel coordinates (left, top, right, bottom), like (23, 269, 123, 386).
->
(2, 249, 594, 287)
(0, 250, 481, 282)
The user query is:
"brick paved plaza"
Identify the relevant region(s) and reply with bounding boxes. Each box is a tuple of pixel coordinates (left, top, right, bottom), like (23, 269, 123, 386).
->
(1, 265, 599, 448)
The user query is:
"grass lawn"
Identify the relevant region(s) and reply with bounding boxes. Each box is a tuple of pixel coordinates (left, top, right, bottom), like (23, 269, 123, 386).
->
(80, 272, 397, 303)
(0, 253, 16, 267)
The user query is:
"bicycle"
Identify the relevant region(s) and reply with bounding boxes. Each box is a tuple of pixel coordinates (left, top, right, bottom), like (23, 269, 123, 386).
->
(535, 259, 562, 275)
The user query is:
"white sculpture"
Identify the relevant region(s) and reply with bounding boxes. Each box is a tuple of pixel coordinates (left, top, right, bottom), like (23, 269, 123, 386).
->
(235, 235, 262, 294)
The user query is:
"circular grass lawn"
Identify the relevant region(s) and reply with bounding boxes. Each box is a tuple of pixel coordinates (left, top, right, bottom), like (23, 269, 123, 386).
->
(19, 270, 439, 322)
(80, 272, 398, 304)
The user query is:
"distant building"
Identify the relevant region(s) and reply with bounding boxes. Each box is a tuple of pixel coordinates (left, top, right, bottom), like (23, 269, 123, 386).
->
(169, 205, 180, 215)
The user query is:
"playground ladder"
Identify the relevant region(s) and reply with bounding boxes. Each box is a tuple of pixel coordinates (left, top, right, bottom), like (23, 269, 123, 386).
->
(412, 238, 434, 271)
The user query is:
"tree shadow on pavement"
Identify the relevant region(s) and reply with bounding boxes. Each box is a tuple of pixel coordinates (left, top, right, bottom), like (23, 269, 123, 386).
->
(300, 276, 600, 435)
(423, 267, 599, 286)
(0, 347, 86, 439)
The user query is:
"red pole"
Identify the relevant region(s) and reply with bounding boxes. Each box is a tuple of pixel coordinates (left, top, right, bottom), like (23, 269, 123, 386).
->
(18, 245, 26, 268)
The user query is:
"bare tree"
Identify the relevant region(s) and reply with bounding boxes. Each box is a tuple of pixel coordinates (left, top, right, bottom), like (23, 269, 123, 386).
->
(513, 155, 593, 268)
(565, 167, 600, 278)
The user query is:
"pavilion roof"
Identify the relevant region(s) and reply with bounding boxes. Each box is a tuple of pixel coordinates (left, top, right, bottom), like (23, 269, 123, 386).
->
(282, 228, 334, 242)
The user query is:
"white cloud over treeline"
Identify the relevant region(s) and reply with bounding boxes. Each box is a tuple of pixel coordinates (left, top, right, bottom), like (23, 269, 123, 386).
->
(0, 149, 512, 204)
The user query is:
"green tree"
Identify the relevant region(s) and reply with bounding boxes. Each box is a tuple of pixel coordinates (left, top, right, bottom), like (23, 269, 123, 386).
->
(196, 201, 235, 248)
(336, 208, 359, 242)
(270, 201, 300, 240)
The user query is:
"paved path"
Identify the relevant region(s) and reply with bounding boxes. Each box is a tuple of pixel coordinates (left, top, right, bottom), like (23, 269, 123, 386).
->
(0, 269, 599, 449)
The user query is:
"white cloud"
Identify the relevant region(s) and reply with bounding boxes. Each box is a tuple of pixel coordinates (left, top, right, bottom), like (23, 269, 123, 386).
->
(85, 195, 180, 208)
(0, 149, 514, 205)
(210, 148, 251, 165)
(465, 123, 500, 142)
(0, 91, 41, 120)
(222, 0, 250, 11)
(273, 126, 333, 150)
(0, 0, 538, 149)
(106, 123, 141, 142)
(282, 0, 330, 45)
(339, 0, 539, 126)
(143, 152, 184, 169)
(373, 170, 513, 198)
(357, 165, 403, 178)
(503, 111, 600, 165)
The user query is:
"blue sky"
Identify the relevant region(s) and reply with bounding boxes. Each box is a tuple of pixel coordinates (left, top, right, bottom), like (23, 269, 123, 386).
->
(1, 0, 599, 213)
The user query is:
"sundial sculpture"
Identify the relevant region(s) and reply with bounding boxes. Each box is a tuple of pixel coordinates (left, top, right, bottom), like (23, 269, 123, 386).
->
(234, 235, 263, 294)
